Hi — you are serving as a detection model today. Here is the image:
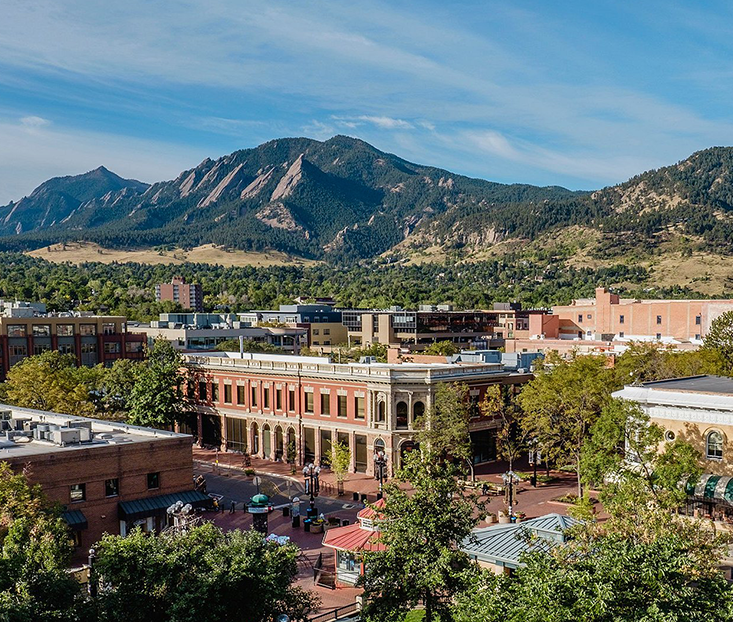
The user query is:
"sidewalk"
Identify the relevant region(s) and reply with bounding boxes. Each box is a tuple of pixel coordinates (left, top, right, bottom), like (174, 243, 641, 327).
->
(193, 447, 605, 520)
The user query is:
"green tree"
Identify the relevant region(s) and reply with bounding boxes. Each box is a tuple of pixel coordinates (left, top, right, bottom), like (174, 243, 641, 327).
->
(360, 453, 483, 622)
(215, 338, 283, 354)
(424, 340, 459, 356)
(93, 523, 317, 622)
(0, 463, 84, 622)
(416, 382, 474, 480)
(581, 399, 701, 528)
(454, 531, 733, 622)
(518, 355, 612, 496)
(98, 358, 142, 419)
(330, 441, 351, 495)
(480, 384, 525, 473)
(127, 338, 188, 428)
(3, 351, 104, 417)
(703, 310, 733, 372)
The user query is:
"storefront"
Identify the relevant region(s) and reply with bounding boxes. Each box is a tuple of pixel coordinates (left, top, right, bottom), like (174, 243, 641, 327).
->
(118, 490, 212, 536)
(682, 473, 733, 523)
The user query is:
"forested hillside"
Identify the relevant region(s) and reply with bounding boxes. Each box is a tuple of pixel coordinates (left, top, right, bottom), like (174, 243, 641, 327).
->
(3, 139, 733, 264)
(0, 252, 708, 322)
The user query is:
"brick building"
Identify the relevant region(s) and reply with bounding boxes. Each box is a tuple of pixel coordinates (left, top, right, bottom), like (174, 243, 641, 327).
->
(155, 277, 204, 312)
(0, 405, 206, 556)
(185, 352, 533, 475)
(0, 308, 146, 380)
(552, 287, 733, 343)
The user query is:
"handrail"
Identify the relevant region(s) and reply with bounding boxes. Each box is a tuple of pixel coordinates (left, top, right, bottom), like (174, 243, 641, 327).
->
(307, 602, 359, 622)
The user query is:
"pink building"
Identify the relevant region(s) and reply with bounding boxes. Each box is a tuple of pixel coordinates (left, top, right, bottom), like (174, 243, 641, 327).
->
(184, 352, 532, 475)
(551, 288, 733, 344)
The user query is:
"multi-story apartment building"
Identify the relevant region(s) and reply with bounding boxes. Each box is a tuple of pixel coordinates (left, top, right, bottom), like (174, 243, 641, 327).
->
(0, 306, 145, 380)
(552, 288, 733, 343)
(128, 312, 307, 352)
(239, 304, 348, 352)
(185, 352, 533, 475)
(155, 276, 204, 312)
(0, 405, 207, 557)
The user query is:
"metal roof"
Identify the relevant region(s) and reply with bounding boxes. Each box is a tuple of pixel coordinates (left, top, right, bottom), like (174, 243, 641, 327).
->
(322, 523, 386, 553)
(641, 375, 733, 395)
(62, 509, 88, 530)
(462, 513, 581, 569)
(118, 490, 212, 521)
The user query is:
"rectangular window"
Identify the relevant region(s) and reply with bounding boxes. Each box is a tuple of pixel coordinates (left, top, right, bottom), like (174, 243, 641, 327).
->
(323, 328, 330, 335)
(147, 472, 160, 490)
(251, 386, 258, 407)
(619, 315, 624, 325)
(264, 388, 270, 409)
(577, 314, 583, 323)
(305, 392, 314, 414)
(102, 323, 115, 335)
(224, 384, 232, 404)
(656, 333, 662, 340)
(320, 392, 331, 415)
(7, 325, 26, 337)
(289, 389, 295, 411)
(80, 324, 97, 336)
(57, 324, 75, 337)
(199, 381, 207, 400)
(656, 315, 662, 324)
(126, 341, 143, 353)
(104, 342, 120, 354)
(105, 478, 119, 497)
(313, 329, 320, 335)
(338, 395, 348, 417)
(695, 333, 701, 340)
(70, 483, 86, 503)
(33, 343, 50, 355)
(276, 389, 282, 411)
(58, 343, 74, 355)
(696, 315, 702, 325)
(236, 385, 245, 405)
(355, 396, 365, 420)
(211, 383, 219, 402)
(32, 324, 51, 337)
(619, 332, 624, 338)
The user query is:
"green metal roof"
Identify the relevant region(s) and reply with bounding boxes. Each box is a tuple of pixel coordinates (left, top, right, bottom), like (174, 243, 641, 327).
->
(118, 490, 212, 521)
(62, 509, 88, 530)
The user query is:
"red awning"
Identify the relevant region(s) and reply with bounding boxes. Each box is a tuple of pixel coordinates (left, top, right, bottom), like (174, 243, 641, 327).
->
(322, 523, 386, 553)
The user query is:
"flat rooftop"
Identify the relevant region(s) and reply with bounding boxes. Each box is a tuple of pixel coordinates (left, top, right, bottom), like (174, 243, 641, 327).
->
(0, 404, 189, 459)
(641, 375, 733, 395)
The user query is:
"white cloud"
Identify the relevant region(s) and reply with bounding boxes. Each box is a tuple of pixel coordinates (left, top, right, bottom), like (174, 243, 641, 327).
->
(20, 115, 50, 129)
(356, 116, 414, 130)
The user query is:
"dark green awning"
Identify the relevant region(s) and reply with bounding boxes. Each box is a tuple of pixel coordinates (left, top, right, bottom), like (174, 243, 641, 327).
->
(686, 474, 733, 505)
(118, 490, 212, 521)
(62, 509, 88, 530)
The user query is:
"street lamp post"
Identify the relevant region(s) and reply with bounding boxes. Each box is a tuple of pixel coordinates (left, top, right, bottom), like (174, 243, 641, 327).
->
(373, 450, 388, 499)
(303, 463, 320, 511)
(501, 470, 520, 518)
(87, 548, 97, 598)
(529, 438, 539, 487)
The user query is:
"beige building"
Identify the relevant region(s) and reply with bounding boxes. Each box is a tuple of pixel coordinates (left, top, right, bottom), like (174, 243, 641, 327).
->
(615, 375, 733, 522)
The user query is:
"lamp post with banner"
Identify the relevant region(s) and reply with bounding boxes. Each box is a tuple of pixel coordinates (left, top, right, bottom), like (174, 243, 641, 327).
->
(373, 450, 388, 499)
(528, 438, 540, 487)
(303, 463, 320, 514)
(502, 470, 520, 518)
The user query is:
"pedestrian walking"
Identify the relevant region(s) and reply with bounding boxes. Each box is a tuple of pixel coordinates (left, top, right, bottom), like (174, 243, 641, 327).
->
(230, 500, 236, 514)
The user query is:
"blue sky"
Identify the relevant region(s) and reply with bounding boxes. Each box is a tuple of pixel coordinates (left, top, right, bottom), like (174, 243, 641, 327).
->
(1, 0, 733, 204)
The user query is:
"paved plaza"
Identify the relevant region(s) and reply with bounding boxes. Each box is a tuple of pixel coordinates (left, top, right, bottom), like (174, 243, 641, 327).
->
(194, 448, 602, 613)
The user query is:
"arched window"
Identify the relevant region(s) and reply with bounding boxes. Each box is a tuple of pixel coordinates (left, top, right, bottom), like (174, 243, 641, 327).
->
(413, 401, 425, 423)
(251, 423, 259, 455)
(374, 438, 385, 453)
(263, 424, 271, 458)
(377, 401, 386, 423)
(707, 431, 724, 460)
(396, 401, 408, 429)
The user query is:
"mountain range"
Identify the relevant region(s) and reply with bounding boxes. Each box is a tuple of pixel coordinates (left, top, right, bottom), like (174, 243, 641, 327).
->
(2, 136, 733, 263)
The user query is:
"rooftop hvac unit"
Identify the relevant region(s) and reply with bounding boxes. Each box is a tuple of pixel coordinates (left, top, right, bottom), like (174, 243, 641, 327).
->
(49, 428, 81, 447)
(0, 409, 12, 421)
(10, 417, 31, 431)
(68, 420, 92, 430)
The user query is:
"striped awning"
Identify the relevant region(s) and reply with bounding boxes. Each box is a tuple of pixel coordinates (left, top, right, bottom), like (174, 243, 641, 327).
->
(686, 473, 733, 505)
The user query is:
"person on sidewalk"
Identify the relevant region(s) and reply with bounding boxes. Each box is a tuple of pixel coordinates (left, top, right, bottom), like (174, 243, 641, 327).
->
(230, 500, 236, 514)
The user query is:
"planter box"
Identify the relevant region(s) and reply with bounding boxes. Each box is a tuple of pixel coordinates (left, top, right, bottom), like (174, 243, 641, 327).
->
(310, 523, 325, 534)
